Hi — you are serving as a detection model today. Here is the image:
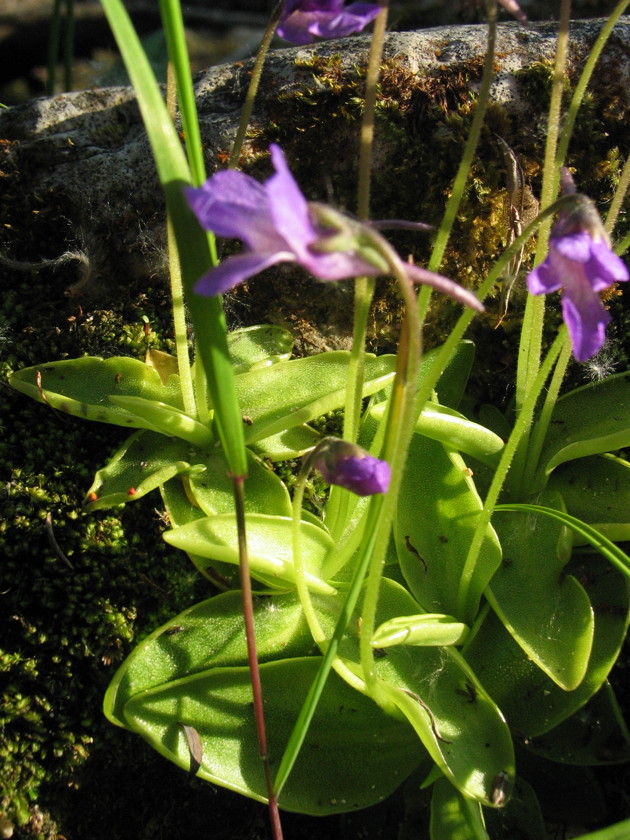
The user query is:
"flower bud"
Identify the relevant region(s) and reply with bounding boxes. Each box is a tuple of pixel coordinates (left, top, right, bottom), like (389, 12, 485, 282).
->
(313, 439, 391, 496)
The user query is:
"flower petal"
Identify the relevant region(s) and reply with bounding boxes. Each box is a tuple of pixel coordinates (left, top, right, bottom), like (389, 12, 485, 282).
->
(553, 231, 595, 264)
(194, 252, 293, 297)
(561, 288, 611, 362)
(185, 174, 281, 251)
(277, 0, 379, 44)
(527, 258, 563, 295)
(332, 455, 391, 496)
(266, 145, 318, 261)
(584, 240, 630, 292)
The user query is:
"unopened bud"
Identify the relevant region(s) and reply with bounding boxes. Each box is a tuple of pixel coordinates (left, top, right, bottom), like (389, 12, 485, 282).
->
(313, 439, 391, 496)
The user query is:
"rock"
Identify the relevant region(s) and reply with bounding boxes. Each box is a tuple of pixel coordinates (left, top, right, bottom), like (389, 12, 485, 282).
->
(1, 18, 628, 348)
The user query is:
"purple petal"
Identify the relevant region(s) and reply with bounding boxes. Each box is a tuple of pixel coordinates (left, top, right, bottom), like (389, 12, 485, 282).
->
(561, 288, 611, 362)
(584, 240, 630, 292)
(277, 0, 379, 44)
(194, 251, 293, 297)
(527, 258, 563, 295)
(314, 2, 380, 37)
(334, 455, 391, 495)
(317, 453, 391, 495)
(267, 145, 318, 262)
(282, 0, 342, 13)
(300, 247, 382, 281)
(184, 174, 280, 251)
(553, 231, 596, 264)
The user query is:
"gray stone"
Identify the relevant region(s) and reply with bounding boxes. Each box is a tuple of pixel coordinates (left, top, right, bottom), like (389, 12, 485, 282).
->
(1, 18, 628, 345)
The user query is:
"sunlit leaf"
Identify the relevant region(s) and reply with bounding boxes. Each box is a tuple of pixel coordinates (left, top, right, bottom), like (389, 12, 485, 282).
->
(163, 513, 336, 593)
(227, 324, 294, 373)
(396, 435, 502, 618)
(429, 775, 489, 840)
(536, 372, 630, 476)
(464, 553, 629, 736)
(488, 492, 594, 690)
(10, 357, 183, 428)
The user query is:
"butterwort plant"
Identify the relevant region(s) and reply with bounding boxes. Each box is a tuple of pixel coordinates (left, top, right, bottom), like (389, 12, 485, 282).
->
(8, 0, 630, 837)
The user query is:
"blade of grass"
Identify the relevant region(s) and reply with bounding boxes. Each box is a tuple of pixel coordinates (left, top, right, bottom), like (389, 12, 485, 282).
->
(100, 0, 247, 477)
(158, 0, 207, 187)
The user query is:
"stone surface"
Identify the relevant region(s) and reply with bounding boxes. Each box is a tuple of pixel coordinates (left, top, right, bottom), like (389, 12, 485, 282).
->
(1, 17, 628, 348)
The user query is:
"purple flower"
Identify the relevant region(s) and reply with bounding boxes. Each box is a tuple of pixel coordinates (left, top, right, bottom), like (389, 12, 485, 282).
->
(313, 439, 390, 496)
(277, 0, 380, 45)
(527, 230, 629, 362)
(185, 145, 483, 312)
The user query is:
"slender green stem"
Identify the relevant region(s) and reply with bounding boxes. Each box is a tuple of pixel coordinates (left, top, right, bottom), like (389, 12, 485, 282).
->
(290, 451, 367, 694)
(343, 2, 389, 444)
(276, 231, 422, 797)
(614, 230, 630, 257)
(159, 0, 207, 186)
(455, 330, 566, 621)
(165, 63, 197, 417)
(291, 452, 330, 649)
(555, 0, 629, 183)
(356, 237, 421, 697)
(343, 276, 376, 443)
(356, 1, 388, 221)
(412, 197, 576, 421)
(275, 497, 380, 798)
(228, 2, 284, 169)
(232, 476, 283, 840)
(418, 0, 497, 326)
(167, 214, 197, 417)
(520, 334, 572, 495)
(516, 0, 571, 413)
(605, 152, 630, 236)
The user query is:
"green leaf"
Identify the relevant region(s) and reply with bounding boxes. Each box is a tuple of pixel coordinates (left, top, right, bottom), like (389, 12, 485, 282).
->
(101, 0, 247, 476)
(370, 400, 505, 465)
(187, 450, 292, 519)
(109, 395, 212, 448)
(483, 776, 547, 840)
(431, 340, 476, 410)
(488, 492, 594, 690)
(536, 372, 630, 476)
(227, 324, 294, 373)
(315, 579, 514, 806)
(430, 776, 489, 840)
(10, 357, 183, 428)
(521, 682, 630, 766)
(105, 590, 309, 726)
(548, 454, 630, 543)
(125, 657, 421, 815)
(236, 352, 396, 444)
(396, 435, 502, 618)
(249, 424, 322, 461)
(372, 614, 469, 649)
(163, 513, 336, 593)
(464, 553, 629, 736)
(571, 819, 630, 840)
(86, 431, 197, 509)
(104, 591, 423, 815)
(495, 502, 630, 583)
